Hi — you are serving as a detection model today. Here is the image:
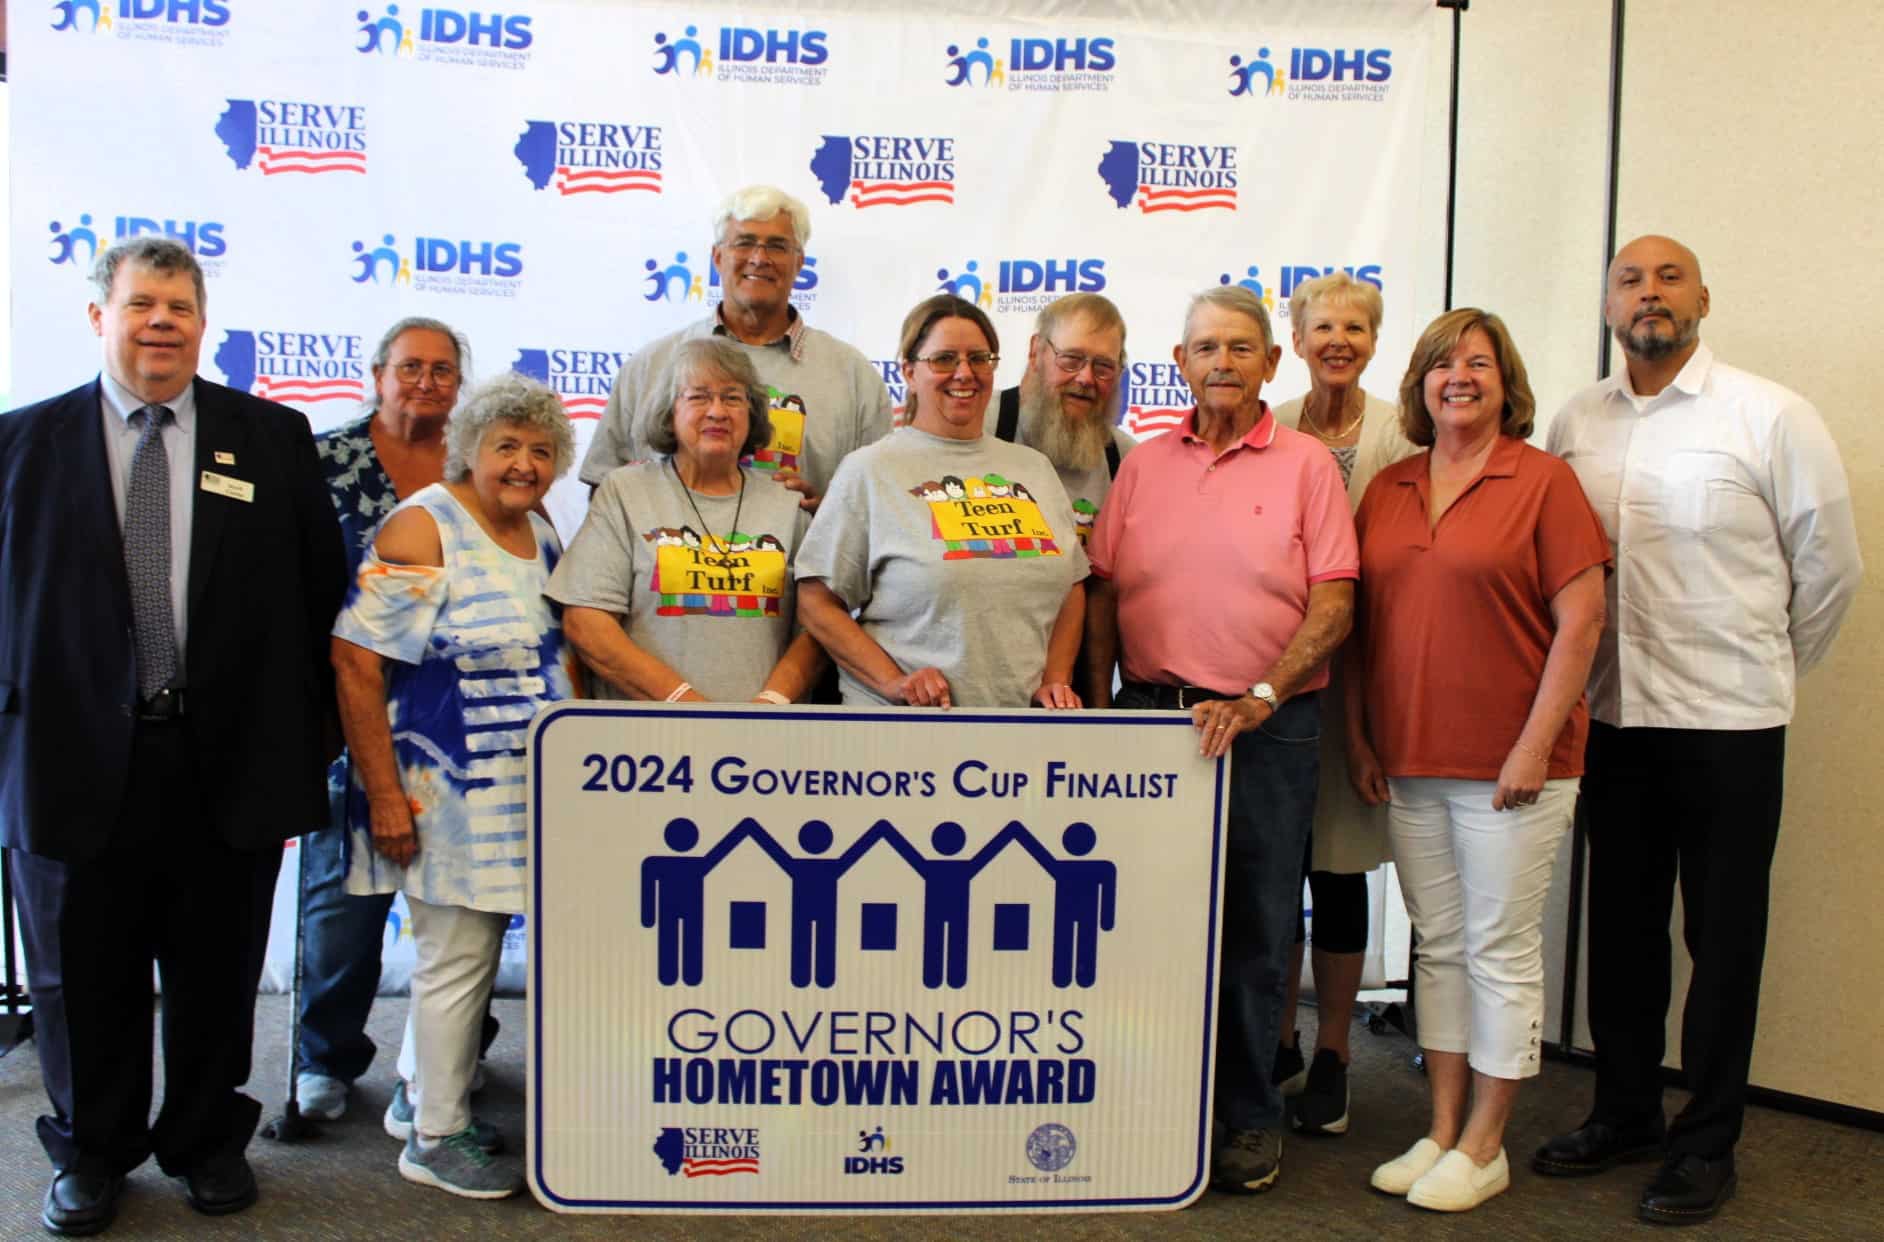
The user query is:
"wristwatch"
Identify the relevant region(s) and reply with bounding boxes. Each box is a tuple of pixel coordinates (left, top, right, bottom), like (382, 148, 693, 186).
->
(1248, 682, 1280, 712)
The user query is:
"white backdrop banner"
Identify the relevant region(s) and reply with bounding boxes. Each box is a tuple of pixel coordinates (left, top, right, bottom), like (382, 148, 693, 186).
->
(10, 1, 1435, 997)
(528, 704, 1227, 1213)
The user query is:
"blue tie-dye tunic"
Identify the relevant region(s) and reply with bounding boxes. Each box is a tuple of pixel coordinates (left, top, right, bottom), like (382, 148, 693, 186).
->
(333, 483, 574, 914)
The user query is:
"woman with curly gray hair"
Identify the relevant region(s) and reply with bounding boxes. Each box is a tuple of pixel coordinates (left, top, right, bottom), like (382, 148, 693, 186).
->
(549, 337, 825, 704)
(330, 372, 577, 1199)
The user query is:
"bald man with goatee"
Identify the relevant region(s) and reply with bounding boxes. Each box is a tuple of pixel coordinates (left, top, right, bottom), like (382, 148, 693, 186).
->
(1537, 235, 1861, 1226)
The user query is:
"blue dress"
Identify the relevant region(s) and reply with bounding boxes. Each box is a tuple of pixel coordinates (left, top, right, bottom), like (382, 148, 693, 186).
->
(334, 484, 575, 914)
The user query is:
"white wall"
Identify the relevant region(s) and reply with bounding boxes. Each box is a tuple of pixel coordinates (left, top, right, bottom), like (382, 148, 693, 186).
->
(1456, 0, 1883, 1115)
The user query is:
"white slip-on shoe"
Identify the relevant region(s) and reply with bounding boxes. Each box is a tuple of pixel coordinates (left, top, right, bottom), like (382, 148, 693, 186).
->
(1407, 1147, 1510, 1212)
(1370, 1137, 1445, 1195)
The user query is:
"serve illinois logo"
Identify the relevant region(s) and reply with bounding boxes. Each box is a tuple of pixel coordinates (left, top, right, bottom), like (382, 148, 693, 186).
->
(808, 134, 957, 210)
(215, 99, 367, 176)
(214, 329, 366, 405)
(510, 346, 629, 420)
(1097, 140, 1238, 214)
(653, 1126, 761, 1178)
(514, 119, 663, 197)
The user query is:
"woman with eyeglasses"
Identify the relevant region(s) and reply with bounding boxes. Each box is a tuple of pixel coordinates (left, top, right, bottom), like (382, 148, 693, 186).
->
(549, 338, 825, 706)
(795, 294, 1089, 708)
(294, 317, 471, 1128)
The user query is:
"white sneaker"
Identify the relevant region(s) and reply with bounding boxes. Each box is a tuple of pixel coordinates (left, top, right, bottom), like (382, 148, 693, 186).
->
(296, 1072, 348, 1122)
(1371, 1137, 1445, 1195)
(1407, 1147, 1510, 1212)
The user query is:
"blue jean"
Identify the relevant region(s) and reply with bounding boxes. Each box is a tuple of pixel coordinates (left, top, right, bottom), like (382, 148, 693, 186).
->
(1115, 687, 1320, 1132)
(295, 773, 394, 1081)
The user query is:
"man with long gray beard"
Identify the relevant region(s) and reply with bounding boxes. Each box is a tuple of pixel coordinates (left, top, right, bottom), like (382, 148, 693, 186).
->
(992, 294, 1136, 551)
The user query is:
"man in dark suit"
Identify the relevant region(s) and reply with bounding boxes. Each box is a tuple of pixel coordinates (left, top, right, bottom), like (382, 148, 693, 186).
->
(0, 237, 345, 1234)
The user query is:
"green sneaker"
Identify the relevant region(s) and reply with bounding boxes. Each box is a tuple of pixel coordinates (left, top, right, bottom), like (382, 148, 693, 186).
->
(398, 1129, 522, 1200)
(383, 1080, 503, 1154)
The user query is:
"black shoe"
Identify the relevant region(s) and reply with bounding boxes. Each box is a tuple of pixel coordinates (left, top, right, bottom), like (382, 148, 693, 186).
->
(1272, 1030, 1307, 1096)
(42, 1170, 123, 1237)
(1532, 1118, 1665, 1177)
(1292, 1049, 1349, 1135)
(1639, 1152, 1735, 1225)
(180, 1155, 257, 1217)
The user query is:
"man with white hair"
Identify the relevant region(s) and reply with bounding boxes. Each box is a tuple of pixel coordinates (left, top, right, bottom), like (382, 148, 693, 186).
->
(991, 293, 1136, 548)
(580, 184, 892, 511)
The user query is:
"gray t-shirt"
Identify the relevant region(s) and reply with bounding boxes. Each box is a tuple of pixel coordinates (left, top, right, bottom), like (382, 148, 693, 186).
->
(794, 428, 1090, 708)
(1013, 399, 1137, 551)
(577, 314, 893, 500)
(546, 460, 808, 701)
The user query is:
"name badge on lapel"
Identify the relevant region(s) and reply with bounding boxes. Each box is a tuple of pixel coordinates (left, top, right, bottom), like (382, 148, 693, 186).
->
(214, 450, 236, 465)
(200, 470, 255, 503)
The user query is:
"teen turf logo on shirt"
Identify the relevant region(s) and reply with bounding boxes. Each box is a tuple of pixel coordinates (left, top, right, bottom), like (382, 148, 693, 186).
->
(643, 527, 788, 618)
(909, 475, 1062, 560)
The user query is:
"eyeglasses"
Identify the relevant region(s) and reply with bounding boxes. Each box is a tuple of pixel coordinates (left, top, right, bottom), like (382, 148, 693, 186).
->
(391, 360, 461, 386)
(1044, 340, 1120, 383)
(724, 236, 798, 258)
(679, 388, 751, 411)
(911, 350, 999, 374)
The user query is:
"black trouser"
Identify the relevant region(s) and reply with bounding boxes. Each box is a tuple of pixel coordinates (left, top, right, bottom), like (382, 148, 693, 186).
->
(1582, 721, 1785, 1159)
(12, 720, 281, 1178)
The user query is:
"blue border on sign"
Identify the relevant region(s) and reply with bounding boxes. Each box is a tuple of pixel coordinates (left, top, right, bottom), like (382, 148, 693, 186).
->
(529, 704, 1227, 1211)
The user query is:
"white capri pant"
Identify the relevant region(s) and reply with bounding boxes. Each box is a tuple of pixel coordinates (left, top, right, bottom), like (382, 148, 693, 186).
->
(394, 895, 508, 1138)
(1387, 776, 1577, 1080)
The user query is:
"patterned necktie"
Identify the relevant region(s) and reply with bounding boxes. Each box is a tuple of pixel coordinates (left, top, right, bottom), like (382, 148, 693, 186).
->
(124, 404, 179, 698)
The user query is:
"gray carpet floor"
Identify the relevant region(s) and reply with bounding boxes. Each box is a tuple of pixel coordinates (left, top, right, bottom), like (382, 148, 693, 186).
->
(0, 995, 1876, 1240)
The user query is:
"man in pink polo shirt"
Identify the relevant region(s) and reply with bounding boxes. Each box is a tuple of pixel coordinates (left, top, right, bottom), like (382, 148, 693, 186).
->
(1086, 285, 1357, 1194)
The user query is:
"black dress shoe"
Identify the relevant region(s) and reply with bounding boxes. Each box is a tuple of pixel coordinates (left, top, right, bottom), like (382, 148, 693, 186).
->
(180, 1156, 257, 1217)
(1531, 1119, 1665, 1176)
(1639, 1152, 1736, 1226)
(42, 1170, 124, 1237)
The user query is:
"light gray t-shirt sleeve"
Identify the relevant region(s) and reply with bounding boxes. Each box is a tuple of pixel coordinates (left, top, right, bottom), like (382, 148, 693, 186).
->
(794, 452, 876, 610)
(546, 467, 642, 615)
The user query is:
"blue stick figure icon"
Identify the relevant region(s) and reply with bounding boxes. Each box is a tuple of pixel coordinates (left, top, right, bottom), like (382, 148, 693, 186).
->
(882, 821, 1012, 990)
(750, 819, 883, 988)
(1045, 823, 1116, 987)
(47, 215, 98, 266)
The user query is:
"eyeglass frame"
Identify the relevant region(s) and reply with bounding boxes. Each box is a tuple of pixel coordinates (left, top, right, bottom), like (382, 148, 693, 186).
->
(389, 360, 462, 386)
(1041, 338, 1121, 384)
(909, 350, 1000, 375)
(722, 235, 800, 259)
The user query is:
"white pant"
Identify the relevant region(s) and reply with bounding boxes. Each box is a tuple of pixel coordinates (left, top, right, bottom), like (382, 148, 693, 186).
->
(1387, 777, 1577, 1080)
(395, 895, 507, 1138)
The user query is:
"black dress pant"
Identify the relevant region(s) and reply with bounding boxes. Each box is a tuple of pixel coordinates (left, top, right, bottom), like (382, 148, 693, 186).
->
(1582, 721, 1786, 1158)
(11, 720, 281, 1177)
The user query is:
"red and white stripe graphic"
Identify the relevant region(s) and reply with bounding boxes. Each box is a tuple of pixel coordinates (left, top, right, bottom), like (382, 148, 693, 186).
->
(254, 376, 364, 404)
(849, 178, 954, 208)
(1125, 406, 1189, 440)
(1135, 185, 1237, 213)
(256, 146, 367, 176)
(554, 167, 662, 196)
(559, 395, 606, 420)
(681, 1157, 759, 1178)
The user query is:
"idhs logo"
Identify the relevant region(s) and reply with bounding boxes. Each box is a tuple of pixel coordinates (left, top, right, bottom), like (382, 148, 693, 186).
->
(939, 257, 1105, 314)
(1219, 264, 1384, 318)
(844, 1125, 904, 1176)
(349, 233, 524, 293)
(1231, 45, 1394, 102)
(947, 34, 1114, 92)
(356, 5, 532, 67)
(656, 23, 829, 85)
(49, 214, 226, 265)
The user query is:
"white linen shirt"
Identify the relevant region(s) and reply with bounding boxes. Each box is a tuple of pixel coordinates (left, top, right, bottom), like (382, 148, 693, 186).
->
(1547, 343, 1861, 730)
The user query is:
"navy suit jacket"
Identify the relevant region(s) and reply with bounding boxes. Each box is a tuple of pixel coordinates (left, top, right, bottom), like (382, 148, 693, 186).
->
(0, 376, 347, 861)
